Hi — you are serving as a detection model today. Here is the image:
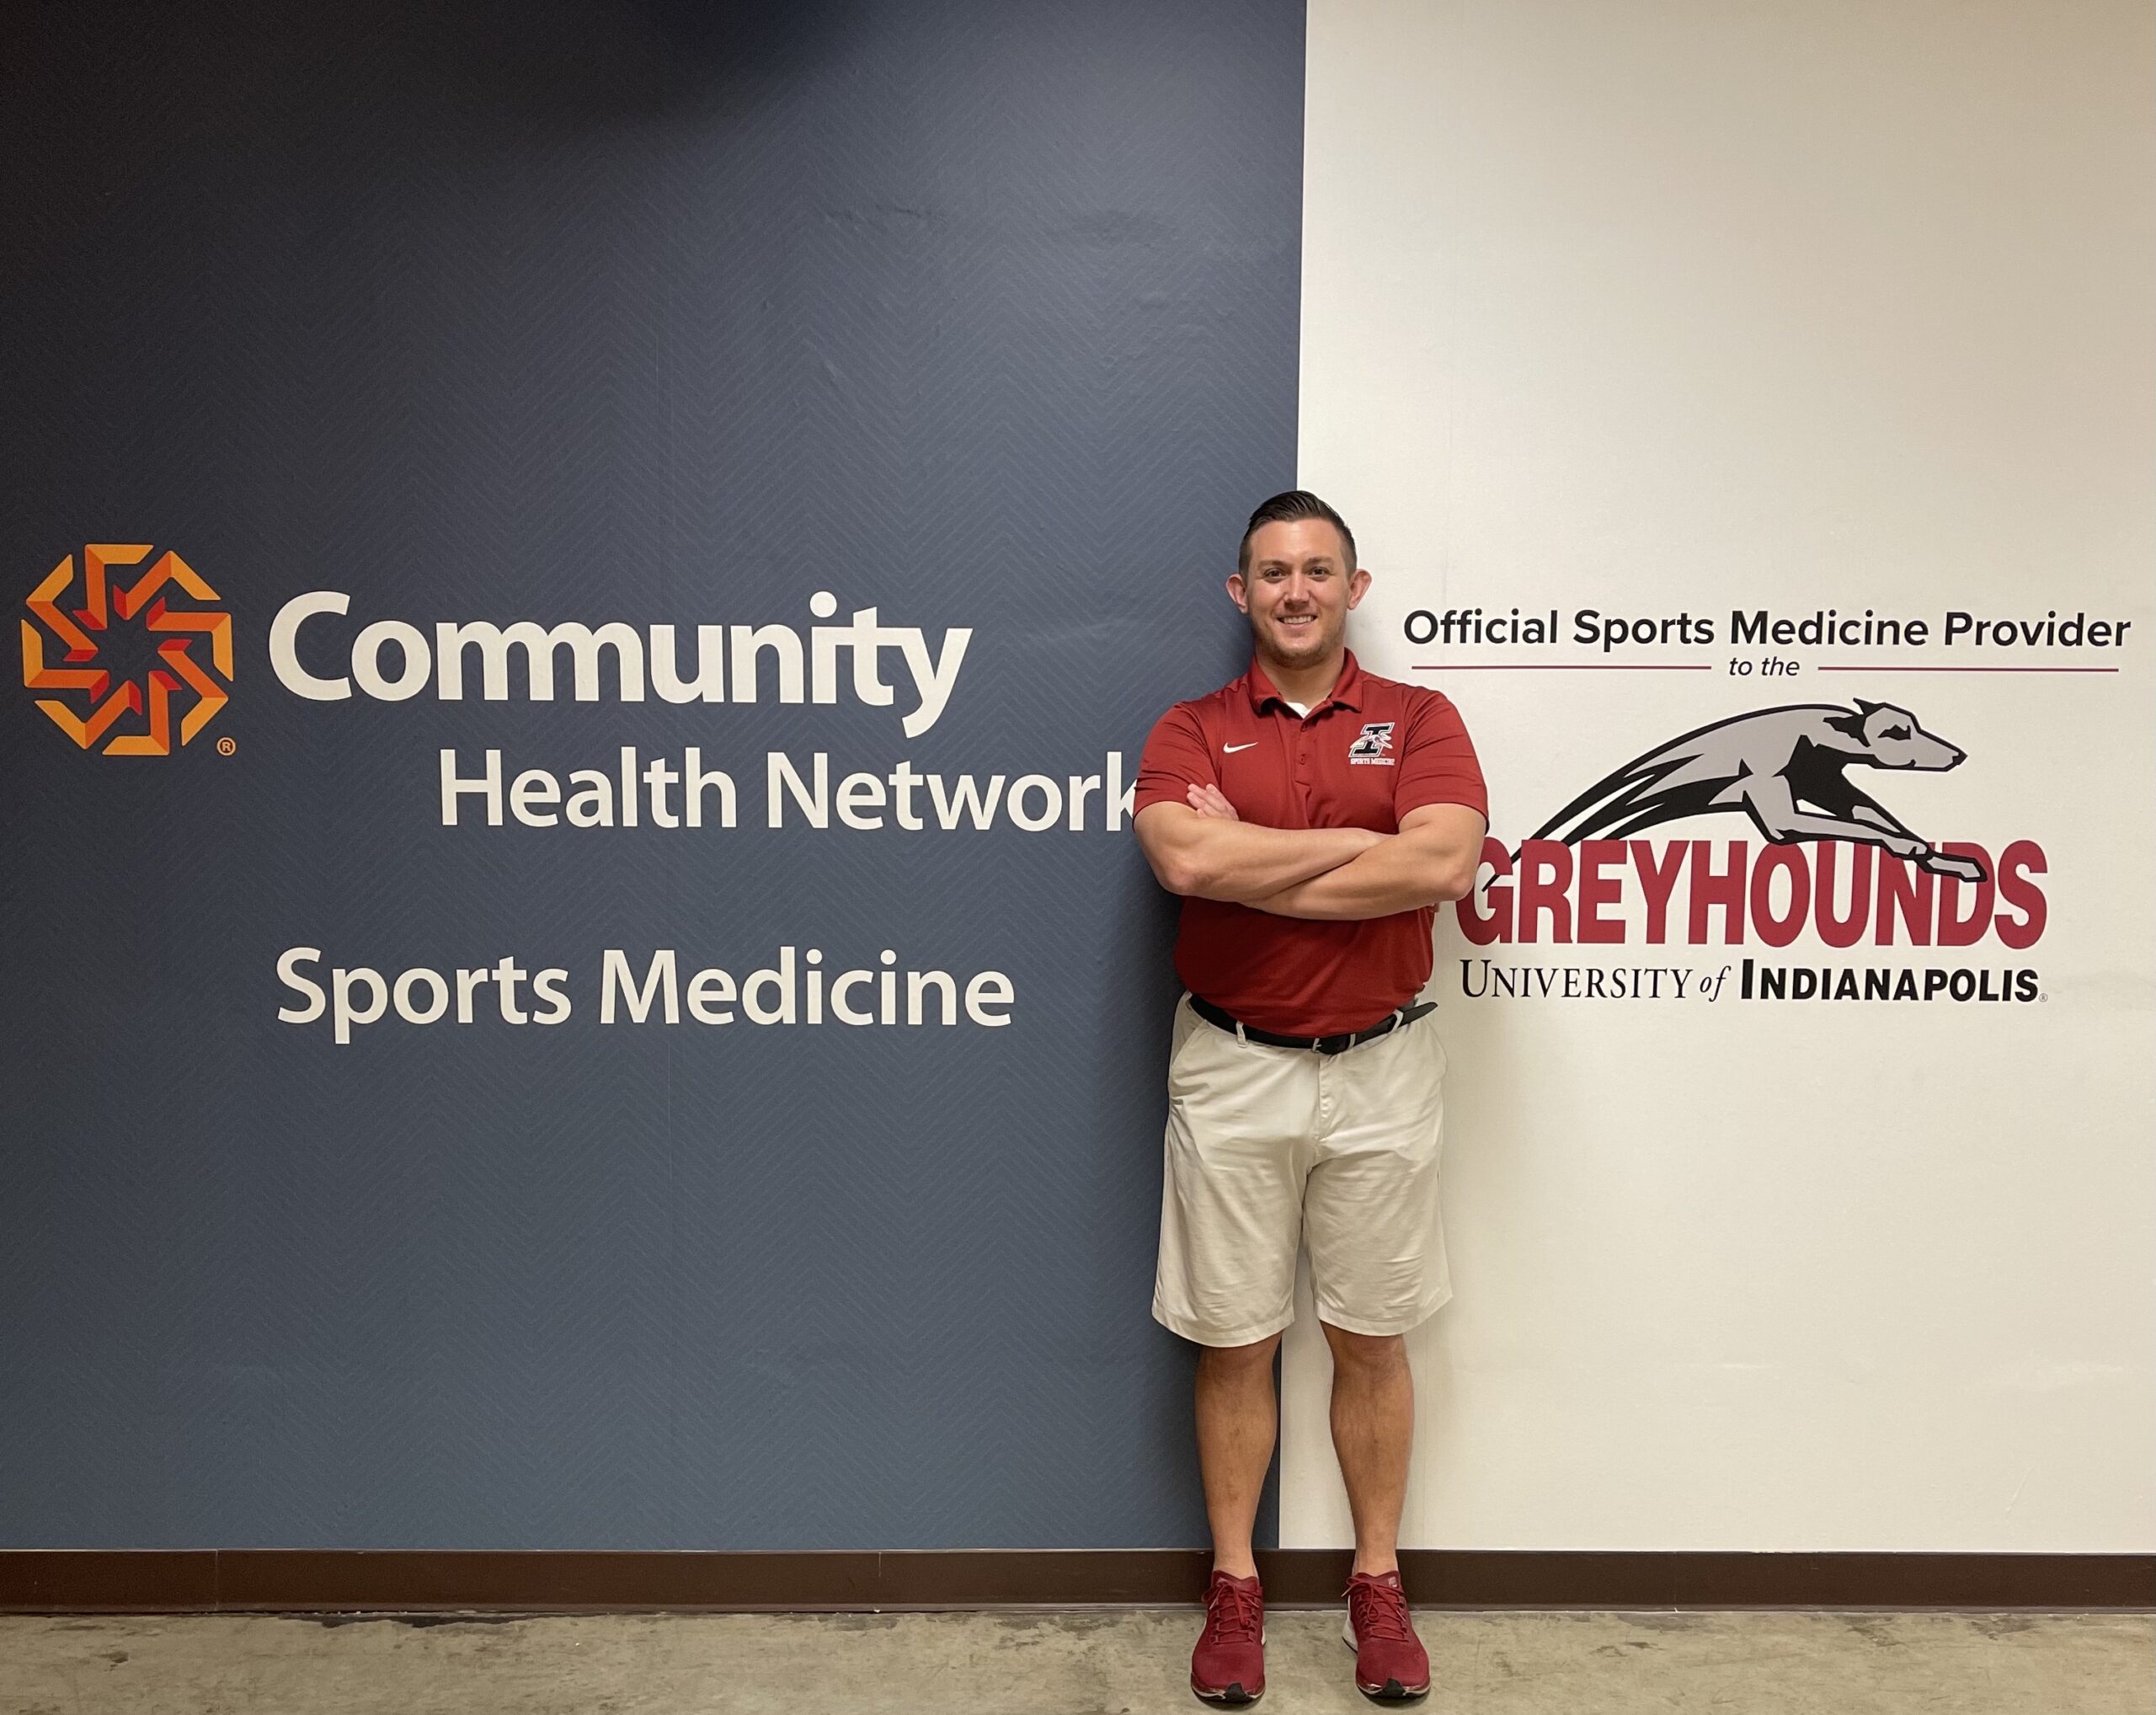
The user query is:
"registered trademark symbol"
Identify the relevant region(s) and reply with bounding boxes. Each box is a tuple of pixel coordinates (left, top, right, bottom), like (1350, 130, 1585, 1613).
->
(216, 736, 237, 756)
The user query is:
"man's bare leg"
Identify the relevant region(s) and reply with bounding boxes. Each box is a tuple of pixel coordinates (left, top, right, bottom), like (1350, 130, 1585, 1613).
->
(1195, 1333, 1283, 1579)
(1321, 1322, 1413, 1575)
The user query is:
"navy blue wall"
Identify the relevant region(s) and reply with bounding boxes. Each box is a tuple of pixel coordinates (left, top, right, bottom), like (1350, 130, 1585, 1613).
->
(0, 1, 1303, 1547)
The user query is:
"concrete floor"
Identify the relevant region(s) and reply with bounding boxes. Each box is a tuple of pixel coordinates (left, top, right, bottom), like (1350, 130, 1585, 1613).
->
(1, 1608, 2147, 1715)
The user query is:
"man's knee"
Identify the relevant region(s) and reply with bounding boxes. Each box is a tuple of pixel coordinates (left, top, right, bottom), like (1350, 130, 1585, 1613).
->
(1197, 1331, 1283, 1375)
(1319, 1322, 1407, 1373)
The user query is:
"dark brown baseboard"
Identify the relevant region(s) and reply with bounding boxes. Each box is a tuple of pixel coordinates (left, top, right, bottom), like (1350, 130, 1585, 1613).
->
(2, 1549, 2148, 1614)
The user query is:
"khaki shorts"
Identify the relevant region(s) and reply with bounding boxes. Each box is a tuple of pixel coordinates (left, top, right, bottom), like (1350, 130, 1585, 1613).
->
(1151, 992, 1453, 1347)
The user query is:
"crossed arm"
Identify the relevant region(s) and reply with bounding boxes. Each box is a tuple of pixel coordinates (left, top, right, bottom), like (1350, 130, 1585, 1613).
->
(1134, 788, 1486, 920)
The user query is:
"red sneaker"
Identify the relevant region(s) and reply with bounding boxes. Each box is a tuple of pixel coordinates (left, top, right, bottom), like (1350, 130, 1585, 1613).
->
(1342, 1569, 1430, 1702)
(1190, 1569, 1266, 1705)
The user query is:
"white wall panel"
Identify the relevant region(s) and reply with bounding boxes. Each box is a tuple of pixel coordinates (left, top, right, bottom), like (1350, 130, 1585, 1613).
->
(1288, 0, 2153, 1550)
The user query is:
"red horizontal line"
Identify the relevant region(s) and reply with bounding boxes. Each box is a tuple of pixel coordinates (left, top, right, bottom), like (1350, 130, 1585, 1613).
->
(1814, 665, 2121, 674)
(1412, 663, 1716, 671)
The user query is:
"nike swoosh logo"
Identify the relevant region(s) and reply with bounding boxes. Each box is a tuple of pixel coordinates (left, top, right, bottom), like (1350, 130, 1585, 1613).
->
(1224, 742, 1257, 753)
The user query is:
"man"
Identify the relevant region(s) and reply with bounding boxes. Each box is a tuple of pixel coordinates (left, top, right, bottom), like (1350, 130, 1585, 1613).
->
(1134, 491, 1486, 1706)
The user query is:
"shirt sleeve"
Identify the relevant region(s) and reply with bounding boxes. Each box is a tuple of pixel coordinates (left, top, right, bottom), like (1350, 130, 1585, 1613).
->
(1133, 702, 1214, 816)
(1394, 691, 1488, 822)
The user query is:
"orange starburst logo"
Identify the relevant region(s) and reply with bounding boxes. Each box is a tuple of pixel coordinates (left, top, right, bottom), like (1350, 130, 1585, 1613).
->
(21, 544, 232, 755)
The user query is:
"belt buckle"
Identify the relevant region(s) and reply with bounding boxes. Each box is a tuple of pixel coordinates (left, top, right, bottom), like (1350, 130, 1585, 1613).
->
(1329, 1009, 1405, 1055)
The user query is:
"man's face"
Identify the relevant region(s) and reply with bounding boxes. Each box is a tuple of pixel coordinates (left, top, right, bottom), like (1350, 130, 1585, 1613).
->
(1228, 518, 1369, 671)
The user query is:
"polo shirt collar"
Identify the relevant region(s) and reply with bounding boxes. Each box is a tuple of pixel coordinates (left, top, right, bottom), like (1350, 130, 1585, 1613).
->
(1245, 650, 1365, 716)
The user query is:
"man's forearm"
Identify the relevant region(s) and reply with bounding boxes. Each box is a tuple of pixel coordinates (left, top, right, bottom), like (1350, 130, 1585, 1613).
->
(1170, 820, 1381, 903)
(1249, 831, 1473, 920)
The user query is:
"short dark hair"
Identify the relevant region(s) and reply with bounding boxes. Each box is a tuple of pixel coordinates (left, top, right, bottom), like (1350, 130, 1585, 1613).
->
(1237, 489, 1357, 573)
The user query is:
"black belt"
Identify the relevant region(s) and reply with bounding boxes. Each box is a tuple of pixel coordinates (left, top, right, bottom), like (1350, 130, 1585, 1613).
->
(1189, 995, 1436, 1055)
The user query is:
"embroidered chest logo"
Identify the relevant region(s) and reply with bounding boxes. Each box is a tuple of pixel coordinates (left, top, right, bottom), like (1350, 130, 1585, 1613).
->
(1347, 721, 1396, 765)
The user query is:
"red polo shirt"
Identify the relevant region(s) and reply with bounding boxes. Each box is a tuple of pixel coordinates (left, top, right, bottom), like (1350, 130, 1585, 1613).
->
(1134, 651, 1487, 1036)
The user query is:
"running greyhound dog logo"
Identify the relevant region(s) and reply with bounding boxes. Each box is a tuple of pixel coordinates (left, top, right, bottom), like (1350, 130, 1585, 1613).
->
(1531, 700, 1988, 883)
